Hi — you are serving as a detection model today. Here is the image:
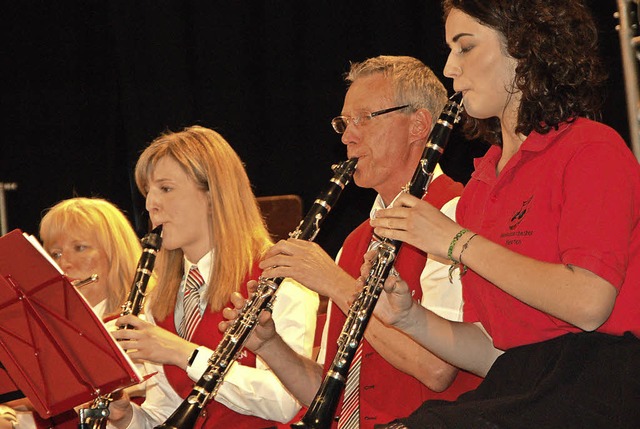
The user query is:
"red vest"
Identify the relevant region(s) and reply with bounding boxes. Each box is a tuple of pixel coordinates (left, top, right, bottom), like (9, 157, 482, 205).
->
(324, 175, 482, 428)
(155, 262, 278, 429)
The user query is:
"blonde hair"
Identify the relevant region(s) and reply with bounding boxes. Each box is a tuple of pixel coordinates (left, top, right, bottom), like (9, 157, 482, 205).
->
(346, 55, 448, 121)
(135, 125, 272, 318)
(39, 197, 142, 315)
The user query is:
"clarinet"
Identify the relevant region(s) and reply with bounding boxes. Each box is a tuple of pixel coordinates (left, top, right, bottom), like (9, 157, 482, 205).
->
(154, 158, 357, 429)
(292, 93, 464, 429)
(79, 225, 163, 429)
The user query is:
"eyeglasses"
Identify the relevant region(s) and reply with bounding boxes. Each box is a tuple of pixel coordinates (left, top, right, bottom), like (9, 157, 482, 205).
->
(331, 104, 410, 134)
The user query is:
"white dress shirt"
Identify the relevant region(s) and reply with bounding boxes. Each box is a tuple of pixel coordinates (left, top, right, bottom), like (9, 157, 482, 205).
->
(122, 250, 319, 428)
(318, 165, 464, 365)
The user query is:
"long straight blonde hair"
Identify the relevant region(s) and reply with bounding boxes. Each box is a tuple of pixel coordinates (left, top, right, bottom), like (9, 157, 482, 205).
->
(135, 125, 272, 319)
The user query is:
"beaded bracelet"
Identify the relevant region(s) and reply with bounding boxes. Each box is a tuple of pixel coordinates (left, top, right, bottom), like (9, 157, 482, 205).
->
(447, 228, 468, 283)
(447, 228, 469, 263)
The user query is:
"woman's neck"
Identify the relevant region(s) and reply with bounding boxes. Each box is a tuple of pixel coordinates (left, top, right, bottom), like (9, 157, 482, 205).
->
(80, 282, 107, 307)
(497, 107, 526, 174)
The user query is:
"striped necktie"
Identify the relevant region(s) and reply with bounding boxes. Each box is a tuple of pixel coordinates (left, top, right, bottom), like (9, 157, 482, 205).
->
(337, 234, 384, 428)
(179, 265, 204, 340)
(337, 343, 363, 429)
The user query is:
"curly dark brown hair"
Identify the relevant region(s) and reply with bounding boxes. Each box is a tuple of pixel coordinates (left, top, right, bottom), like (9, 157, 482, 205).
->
(442, 0, 608, 146)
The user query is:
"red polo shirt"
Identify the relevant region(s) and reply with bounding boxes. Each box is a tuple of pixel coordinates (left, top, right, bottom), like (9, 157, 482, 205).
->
(458, 118, 640, 350)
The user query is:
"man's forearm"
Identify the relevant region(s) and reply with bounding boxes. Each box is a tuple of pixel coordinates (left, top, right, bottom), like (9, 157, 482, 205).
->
(256, 333, 323, 406)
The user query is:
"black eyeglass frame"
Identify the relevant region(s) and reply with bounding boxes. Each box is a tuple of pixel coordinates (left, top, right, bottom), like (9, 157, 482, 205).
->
(331, 104, 410, 134)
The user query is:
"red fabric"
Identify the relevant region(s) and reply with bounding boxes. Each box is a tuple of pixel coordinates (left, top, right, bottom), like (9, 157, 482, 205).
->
(31, 302, 144, 429)
(458, 118, 640, 350)
(155, 262, 278, 429)
(323, 174, 482, 428)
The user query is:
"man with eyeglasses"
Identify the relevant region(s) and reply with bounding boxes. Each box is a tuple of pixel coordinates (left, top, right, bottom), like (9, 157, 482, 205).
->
(224, 55, 481, 428)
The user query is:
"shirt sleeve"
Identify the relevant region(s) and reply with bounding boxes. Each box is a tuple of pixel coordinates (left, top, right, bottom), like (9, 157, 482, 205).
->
(558, 141, 637, 289)
(117, 362, 182, 429)
(187, 278, 319, 423)
(419, 197, 464, 322)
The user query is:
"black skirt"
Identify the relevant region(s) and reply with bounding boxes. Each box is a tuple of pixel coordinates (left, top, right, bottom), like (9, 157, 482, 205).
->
(376, 332, 640, 429)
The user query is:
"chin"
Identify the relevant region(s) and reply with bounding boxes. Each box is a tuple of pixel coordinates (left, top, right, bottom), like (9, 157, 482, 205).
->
(353, 172, 370, 189)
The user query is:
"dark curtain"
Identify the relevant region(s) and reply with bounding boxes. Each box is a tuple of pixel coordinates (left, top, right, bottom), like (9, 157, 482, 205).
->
(0, 1, 629, 257)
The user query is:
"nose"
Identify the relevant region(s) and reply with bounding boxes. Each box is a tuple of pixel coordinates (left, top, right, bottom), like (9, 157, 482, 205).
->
(341, 122, 358, 146)
(443, 52, 461, 79)
(146, 189, 158, 213)
(58, 254, 72, 271)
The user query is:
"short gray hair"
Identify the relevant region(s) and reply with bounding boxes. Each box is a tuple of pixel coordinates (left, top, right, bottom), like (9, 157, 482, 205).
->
(346, 55, 447, 119)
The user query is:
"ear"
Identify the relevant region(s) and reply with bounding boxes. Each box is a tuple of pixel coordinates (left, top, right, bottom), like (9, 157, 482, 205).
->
(410, 108, 434, 141)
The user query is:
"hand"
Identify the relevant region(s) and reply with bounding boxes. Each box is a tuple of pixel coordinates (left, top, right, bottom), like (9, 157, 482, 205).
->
(359, 249, 416, 329)
(111, 315, 196, 369)
(219, 280, 278, 354)
(106, 390, 133, 429)
(0, 406, 16, 429)
(259, 239, 355, 301)
(370, 193, 461, 259)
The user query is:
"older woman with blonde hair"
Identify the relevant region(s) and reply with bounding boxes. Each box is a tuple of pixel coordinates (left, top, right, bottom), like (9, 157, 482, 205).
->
(40, 197, 143, 318)
(108, 125, 318, 429)
(4, 197, 146, 429)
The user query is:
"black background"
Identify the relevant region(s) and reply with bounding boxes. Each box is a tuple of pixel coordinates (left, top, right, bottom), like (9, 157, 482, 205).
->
(1, 1, 634, 257)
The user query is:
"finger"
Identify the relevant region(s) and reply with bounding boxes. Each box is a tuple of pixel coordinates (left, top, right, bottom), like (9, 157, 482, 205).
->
(363, 248, 377, 262)
(384, 275, 399, 293)
(247, 280, 259, 294)
(360, 263, 370, 279)
(218, 320, 230, 332)
(260, 265, 289, 279)
(346, 291, 360, 307)
(372, 226, 403, 242)
(116, 314, 146, 329)
(112, 328, 139, 341)
(230, 291, 246, 309)
(394, 193, 420, 208)
(262, 240, 293, 259)
(115, 338, 138, 351)
(222, 306, 238, 321)
(258, 254, 295, 270)
(257, 308, 272, 325)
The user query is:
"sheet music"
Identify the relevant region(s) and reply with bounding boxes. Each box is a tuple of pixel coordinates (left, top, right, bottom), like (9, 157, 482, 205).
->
(21, 233, 145, 382)
(22, 233, 63, 274)
(0, 229, 145, 417)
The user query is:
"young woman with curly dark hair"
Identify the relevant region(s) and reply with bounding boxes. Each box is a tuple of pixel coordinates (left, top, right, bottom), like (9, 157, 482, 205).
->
(367, 0, 640, 427)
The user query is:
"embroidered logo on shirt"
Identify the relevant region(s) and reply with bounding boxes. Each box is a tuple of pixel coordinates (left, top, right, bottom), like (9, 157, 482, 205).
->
(509, 195, 533, 230)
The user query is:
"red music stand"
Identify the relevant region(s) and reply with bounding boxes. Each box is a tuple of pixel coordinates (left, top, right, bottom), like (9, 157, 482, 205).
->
(0, 229, 142, 419)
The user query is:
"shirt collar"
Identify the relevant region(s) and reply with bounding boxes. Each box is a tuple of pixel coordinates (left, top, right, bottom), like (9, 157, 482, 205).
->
(471, 120, 576, 183)
(370, 163, 444, 219)
(183, 249, 214, 288)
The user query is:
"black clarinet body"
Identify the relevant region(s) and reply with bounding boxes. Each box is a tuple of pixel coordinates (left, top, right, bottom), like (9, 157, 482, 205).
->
(121, 225, 163, 320)
(80, 225, 163, 429)
(292, 93, 463, 429)
(154, 158, 357, 429)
